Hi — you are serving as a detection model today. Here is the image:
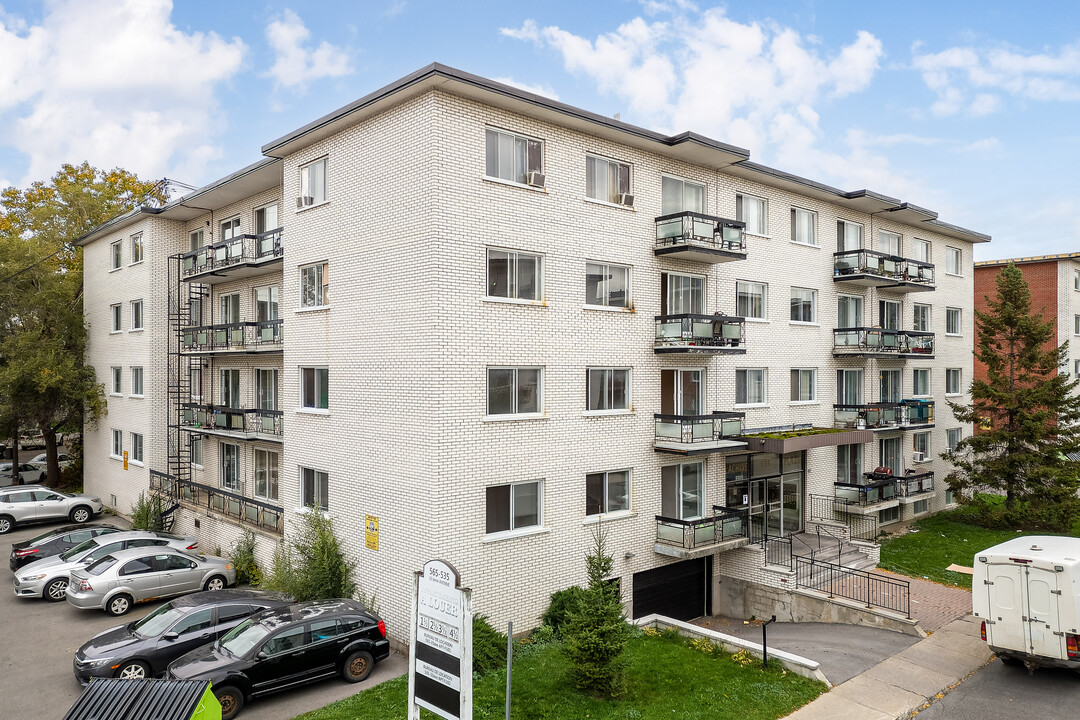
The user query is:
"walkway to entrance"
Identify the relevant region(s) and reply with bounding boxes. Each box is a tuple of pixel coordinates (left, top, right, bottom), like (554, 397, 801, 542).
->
(882, 569, 971, 632)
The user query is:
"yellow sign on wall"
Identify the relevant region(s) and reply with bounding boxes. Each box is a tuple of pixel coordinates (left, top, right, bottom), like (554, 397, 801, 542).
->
(123, 451, 128, 470)
(365, 515, 379, 551)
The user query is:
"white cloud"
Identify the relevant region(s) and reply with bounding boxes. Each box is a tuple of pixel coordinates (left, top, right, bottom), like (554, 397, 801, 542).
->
(500, 19, 541, 43)
(492, 77, 560, 100)
(955, 137, 1002, 154)
(264, 9, 352, 92)
(384, 1, 407, 18)
(0, 0, 246, 186)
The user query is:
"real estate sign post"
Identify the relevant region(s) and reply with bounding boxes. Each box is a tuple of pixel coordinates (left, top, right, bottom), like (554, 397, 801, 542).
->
(408, 559, 472, 720)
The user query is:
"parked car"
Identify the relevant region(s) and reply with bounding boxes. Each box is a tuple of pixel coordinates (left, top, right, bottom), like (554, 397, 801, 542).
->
(14, 530, 199, 601)
(26, 453, 74, 471)
(73, 589, 294, 684)
(67, 547, 236, 615)
(167, 599, 390, 719)
(18, 432, 45, 451)
(0, 486, 102, 534)
(0, 462, 45, 484)
(9, 523, 123, 571)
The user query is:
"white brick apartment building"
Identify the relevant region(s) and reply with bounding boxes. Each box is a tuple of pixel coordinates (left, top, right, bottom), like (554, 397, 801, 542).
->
(77, 64, 987, 639)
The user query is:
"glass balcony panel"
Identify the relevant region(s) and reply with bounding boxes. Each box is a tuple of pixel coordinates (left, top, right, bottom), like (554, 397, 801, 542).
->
(656, 217, 683, 240)
(692, 218, 714, 239)
(657, 522, 684, 544)
(721, 419, 742, 437)
(655, 420, 681, 439)
(722, 226, 743, 247)
(691, 321, 713, 338)
(694, 521, 715, 545)
(692, 421, 714, 441)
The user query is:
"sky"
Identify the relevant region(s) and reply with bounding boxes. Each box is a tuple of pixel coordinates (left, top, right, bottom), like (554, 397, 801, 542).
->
(1, 0, 1079, 261)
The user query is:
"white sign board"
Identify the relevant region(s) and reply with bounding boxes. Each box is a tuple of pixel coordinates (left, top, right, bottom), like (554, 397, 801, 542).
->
(408, 559, 472, 720)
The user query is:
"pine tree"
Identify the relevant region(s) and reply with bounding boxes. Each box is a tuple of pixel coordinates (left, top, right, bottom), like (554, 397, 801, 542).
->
(944, 262, 1080, 530)
(562, 525, 632, 697)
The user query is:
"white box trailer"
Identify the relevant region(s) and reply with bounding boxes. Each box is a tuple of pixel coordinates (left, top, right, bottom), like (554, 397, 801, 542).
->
(972, 536, 1080, 672)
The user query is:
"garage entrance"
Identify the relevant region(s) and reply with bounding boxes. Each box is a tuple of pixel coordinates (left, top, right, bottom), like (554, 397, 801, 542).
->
(632, 557, 711, 621)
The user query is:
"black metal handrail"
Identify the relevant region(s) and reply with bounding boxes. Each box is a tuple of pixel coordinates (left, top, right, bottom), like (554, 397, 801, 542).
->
(794, 556, 911, 618)
(654, 411, 745, 444)
(834, 478, 899, 506)
(654, 313, 745, 349)
(655, 211, 746, 253)
(150, 469, 283, 534)
(182, 319, 283, 352)
(655, 506, 749, 550)
(181, 404, 284, 437)
(899, 471, 935, 496)
(832, 328, 935, 355)
(182, 228, 284, 277)
(764, 535, 792, 570)
(808, 494, 879, 541)
(833, 248, 935, 285)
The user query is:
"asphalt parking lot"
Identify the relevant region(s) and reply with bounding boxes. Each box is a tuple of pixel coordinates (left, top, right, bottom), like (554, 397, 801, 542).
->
(0, 518, 406, 720)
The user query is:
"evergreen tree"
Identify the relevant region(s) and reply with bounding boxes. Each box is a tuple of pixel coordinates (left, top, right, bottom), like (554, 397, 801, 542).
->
(944, 262, 1080, 530)
(562, 525, 632, 697)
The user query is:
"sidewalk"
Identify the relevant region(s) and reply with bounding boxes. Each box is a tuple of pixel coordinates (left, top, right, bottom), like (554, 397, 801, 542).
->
(783, 614, 993, 719)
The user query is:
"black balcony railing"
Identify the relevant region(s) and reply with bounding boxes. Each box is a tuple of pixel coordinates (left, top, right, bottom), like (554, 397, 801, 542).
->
(654, 313, 745, 352)
(899, 471, 934, 496)
(654, 411, 744, 445)
(150, 469, 283, 534)
(182, 228, 283, 278)
(182, 404, 283, 438)
(833, 249, 935, 286)
(182, 319, 283, 353)
(794, 556, 910, 617)
(834, 400, 935, 430)
(655, 505, 749, 551)
(807, 494, 879, 541)
(834, 478, 898, 506)
(832, 328, 935, 356)
(654, 212, 746, 255)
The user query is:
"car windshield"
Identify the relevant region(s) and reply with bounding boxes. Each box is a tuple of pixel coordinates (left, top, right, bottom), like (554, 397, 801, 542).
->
(61, 538, 98, 561)
(219, 618, 271, 657)
(133, 601, 184, 638)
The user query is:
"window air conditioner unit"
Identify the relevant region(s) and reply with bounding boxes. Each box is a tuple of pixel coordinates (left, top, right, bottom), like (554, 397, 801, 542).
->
(296, 196, 314, 208)
(617, 193, 635, 207)
(913, 451, 926, 463)
(526, 171, 546, 188)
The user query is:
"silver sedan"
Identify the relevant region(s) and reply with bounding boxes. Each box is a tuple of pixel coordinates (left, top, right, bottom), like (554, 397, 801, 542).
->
(67, 547, 236, 616)
(0, 486, 102, 533)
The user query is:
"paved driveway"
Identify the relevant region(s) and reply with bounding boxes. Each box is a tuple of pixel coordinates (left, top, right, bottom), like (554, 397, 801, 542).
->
(918, 655, 1080, 719)
(0, 520, 406, 720)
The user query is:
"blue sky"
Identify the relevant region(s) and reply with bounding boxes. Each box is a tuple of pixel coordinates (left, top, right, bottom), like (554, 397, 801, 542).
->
(2, 0, 1079, 260)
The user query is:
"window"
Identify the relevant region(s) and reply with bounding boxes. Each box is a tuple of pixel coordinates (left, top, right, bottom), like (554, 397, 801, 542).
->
(587, 368, 630, 411)
(255, 203, 280, 234)
(300, 467, 328, 509)
(661, 369, 702, 414)
(661, 462, 702, 519)
(300, 262, 329, 308)
(1075, 315, 1080, 336)
(837, 369, 863, 405)
(946, 368, 962, 395)
(791, 208, 817, 246)
(221, 369, 240, 409)
(880, 436, 901, 475)
(111, 429, 122, 458)
(485, 128, 542, 185)
(736, 368, 766, 405)
(911, 239, 930, 263)
(837, 444, 862, 484)
(220, 443, 239, 490)
(878, 299, 900, 330)
(912, 499, 929, 514)
(879, 506, 900, 524)
(662, 272, 705, 314)
(912, 368, 930, 396)
(914, 432, 929, 458)
(256, 369, 278, 411)
(220, 293, 240, 325)
(487, 248, 541, 301)
(111, 304, 122, 332)
(585, 262, 630, 308)
(190, 368, 202, 402)
(131, 367, 143, 396)
(189, 229, 204, 252)
(130, 300, 143, 330)
(880, 370, 901, 403)
(130, 433, 144, 463)
(585, 154, 631, 204)
(946, 428, 963, 451)
(790, 287, 816, 323)
(191, 436, 203, 467)
(110, 240, 122, 270)
(945, 489, 955, 505)
(836, 220, 862, 252)
(912, 304, 930, 332)
(130, 234, 143, 264)
(736, 194, 766, 235)
(790, 369, 815, 402)
(661, 176, 704, 215)
(1075, 359, 1080, 376)
(837, 295, 862, 328)
(946, 307, 962, 335)
(254, 449, 279, 500)
(173, 609, 214, 636)
(878, 230, 901, 256)
(220, 216, 240, 241)
(585, 470, 630, 515)
(736, 281, 767, 319)
(255, 286, 280, 324)
(487, 367, 542, 416)
(263, 626, 307, 656)
(111, 367, 122, 395)
(300, 157, 327, 205)
(946, 246, 961, 275)
(300, 367, 329, 410)
(1075, 270, 1080, 291)
(485, 480, 541, 534)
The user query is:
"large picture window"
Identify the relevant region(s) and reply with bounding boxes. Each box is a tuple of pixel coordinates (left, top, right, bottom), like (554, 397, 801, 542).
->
(586, 470, 630, 515)
(486, 480, 541, 534)
(487, 367, 542, 416)
(487, 248, 541, 301)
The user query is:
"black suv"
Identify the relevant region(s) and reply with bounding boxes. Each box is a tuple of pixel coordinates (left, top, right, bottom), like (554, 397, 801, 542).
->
(10, 524, 122, 571)
(167, 598, 390, 719)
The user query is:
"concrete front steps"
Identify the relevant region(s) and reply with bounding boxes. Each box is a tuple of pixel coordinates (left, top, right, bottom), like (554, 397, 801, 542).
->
(789, 531, 878, 572)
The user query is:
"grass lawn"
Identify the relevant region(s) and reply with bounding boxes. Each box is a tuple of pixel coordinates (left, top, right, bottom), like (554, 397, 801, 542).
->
(295, 632, 826, 720)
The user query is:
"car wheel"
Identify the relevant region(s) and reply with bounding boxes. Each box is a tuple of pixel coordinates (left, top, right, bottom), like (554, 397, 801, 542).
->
(107, 593, 133, 616)
(43, 577, 68, 602)
(69, 506, 91, 523)
(203, 575, 227, 591)
(39, 473, 46, 483)
(0, 516, 12, 534)
(341, 650, 375, 683)
(116, 660, 150, 680)
(214, 685, 244, 720)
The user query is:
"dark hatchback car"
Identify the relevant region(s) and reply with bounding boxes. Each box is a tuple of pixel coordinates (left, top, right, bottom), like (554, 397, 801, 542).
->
(167, 598, 390, 719)
(73, 589, 293, 684)
(10, 524, 122, 571)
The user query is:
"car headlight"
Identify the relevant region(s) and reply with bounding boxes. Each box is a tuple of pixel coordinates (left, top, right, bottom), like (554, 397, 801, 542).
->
(82, 657, 116, 668)
(90, 498, 101, 504)
(19, 574, 46, 582)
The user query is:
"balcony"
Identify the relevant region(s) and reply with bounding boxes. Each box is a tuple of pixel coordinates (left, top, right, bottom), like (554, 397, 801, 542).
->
(181, 404, 284, 443)
(832, 328, 935, 359)
(654, 505, 751, 559)
(834, 475, 899, 515)
(833, 249, 935, 293)
(181, 320, 283, 355)
(898, 471, 934, 500)
(654, 212, 747, 263)
(833, 400, 935, 431)
(654, 314, 746, 354)
(654, 411, 746, 455)
(150, 470, 282, 535)
(182, 228, 283, 284)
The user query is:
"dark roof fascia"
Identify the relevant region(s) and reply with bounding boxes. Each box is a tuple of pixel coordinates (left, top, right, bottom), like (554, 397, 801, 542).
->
(73, 207, 162, 247)
(923, 218, 991, 244)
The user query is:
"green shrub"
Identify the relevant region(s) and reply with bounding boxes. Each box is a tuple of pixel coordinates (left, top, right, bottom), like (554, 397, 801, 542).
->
(472, 614, 508, 675)
(541, 585, 585, 636)
(262, 510, 357, 601)
(130, 492, 165, 531)
(231, 529, 262, 586)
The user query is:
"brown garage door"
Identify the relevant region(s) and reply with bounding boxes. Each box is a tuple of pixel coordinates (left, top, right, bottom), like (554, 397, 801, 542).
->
(632, 557, 710, 621)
